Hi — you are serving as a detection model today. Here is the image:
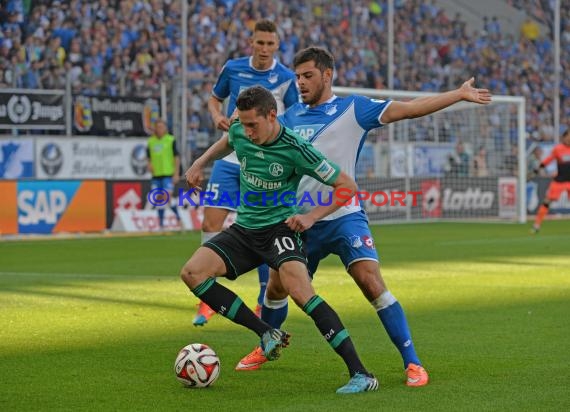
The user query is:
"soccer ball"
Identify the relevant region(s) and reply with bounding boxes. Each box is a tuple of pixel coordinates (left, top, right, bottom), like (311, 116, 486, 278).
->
(174, 343, 220, 388)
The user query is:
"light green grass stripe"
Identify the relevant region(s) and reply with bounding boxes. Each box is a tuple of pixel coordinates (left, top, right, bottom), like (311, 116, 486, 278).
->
(303, 295, 323, 315)
(192, 277, 216, 297)
(227, 297, 243, 320)
(329, 329, 349, 349)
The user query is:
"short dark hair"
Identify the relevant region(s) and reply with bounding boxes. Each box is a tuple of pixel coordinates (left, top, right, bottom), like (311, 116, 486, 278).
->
(293, 47, 335, 72)
(254, 19, 277, 35)
(236, 86, 277, 117)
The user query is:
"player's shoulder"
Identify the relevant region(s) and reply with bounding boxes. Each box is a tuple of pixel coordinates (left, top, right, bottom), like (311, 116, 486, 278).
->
(224, 56, 249, 71)
(282, 102, 306, 116)
(274, 60, 296, 77)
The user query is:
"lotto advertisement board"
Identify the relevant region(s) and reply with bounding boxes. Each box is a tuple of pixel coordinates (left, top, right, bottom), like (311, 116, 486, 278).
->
(358, 177, 501, 222)
(12, 180, 106, 234)
(35, 138, 149, 180)
(0, 138, 34, 179)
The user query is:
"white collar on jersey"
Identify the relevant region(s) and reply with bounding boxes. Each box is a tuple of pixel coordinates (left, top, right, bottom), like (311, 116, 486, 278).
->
(305, 94, 338, 109)
(249, 56, 277, 71)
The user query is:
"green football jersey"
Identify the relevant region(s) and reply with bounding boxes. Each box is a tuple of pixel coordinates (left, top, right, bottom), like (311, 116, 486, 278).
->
(228, 121, 341, 229)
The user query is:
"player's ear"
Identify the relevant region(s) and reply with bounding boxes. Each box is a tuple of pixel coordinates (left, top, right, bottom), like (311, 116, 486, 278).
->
(324, 68, 333, 84)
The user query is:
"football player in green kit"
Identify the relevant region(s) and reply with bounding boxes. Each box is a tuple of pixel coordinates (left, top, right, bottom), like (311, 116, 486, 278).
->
(181, 86, 378, 394)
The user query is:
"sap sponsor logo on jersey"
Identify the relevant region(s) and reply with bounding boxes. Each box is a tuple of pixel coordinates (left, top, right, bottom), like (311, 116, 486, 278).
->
(293, 125, 324, 141)
(442, 187, 494, 210)
(238, 73, 254, 79)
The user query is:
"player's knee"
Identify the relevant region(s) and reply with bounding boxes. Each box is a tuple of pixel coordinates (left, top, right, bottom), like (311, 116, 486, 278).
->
(265, 281, 288, 300)
(350, 261, 387, 299)
(542, 199, 552, 208)
(180, 261, 207, 289)
(264, 270, 287, 299)
(201, 219, 223, 232)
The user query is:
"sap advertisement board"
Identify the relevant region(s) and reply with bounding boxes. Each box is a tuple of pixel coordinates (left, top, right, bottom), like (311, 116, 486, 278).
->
(0, 180, 106, 235)
(35, 138, 149, 180)
(0, 138, 34, 179)
(358, 177, 501, 221)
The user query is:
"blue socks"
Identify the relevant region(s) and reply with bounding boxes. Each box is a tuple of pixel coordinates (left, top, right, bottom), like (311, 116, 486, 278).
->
(257, 264, 269, 306)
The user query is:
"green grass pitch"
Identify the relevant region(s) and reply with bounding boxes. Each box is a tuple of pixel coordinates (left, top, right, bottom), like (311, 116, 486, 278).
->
(1, 221, 569, 411)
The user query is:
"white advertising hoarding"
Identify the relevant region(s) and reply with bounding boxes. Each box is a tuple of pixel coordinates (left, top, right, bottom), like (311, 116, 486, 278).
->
(35, 137, 150, 180)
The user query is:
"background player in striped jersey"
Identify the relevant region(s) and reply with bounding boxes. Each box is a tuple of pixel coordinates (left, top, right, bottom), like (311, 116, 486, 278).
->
(531, 127, 570, 233)
(182, 86, 378, 394)
(193, 19, 299, 326)
(237, 47, 492, 387)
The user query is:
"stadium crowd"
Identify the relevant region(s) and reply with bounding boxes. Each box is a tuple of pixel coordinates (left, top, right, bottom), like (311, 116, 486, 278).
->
(0, 0, 568, 144)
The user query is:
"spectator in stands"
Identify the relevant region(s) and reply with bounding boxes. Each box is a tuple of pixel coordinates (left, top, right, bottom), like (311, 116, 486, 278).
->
(0, 0, 567, 147)
(521, 17, 540, 41)
(527, 146, 547, 180)
(503, 144, 519, 176)
(445, 140, 470, 177)
(473, 145, 489, 177)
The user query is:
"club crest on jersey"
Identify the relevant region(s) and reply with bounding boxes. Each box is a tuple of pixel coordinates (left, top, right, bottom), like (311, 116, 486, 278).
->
(350, 235, 363, 248)
(314, 160, 335, 181)
(324, 104, 337, 116)
(268, 72, 278, 84)
(269, 162, 284, 177)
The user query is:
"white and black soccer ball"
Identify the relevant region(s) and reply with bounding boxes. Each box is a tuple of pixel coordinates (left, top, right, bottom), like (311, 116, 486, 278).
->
(174, 343, 220, 388)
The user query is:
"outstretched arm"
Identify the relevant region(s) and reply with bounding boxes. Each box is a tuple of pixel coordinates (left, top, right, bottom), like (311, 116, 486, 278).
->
(184, 134, 232, 190)
(381, 77, 492, 124)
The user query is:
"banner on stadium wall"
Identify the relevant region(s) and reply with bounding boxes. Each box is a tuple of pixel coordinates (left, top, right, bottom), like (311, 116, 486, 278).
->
(73, 95, 160, 136)
(412, 144, 455, 177)
(357, 178, 409, 221)
(527, 177, 570, 215)
(356, 177, 500, 222)
(0, 138, 34, 179)
(16, 180, 106, 234)
(0, 89, 65, 130)
(35, 137, 150, 180)
(105, 180, 151, 228)
(498, 177, 518, 219)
